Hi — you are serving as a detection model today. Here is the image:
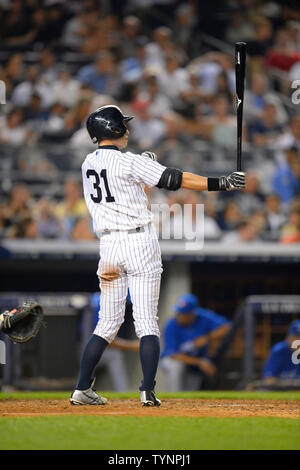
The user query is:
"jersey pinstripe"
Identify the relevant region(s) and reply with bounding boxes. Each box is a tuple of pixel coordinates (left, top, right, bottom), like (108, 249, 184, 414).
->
(81, 148, 166, 232)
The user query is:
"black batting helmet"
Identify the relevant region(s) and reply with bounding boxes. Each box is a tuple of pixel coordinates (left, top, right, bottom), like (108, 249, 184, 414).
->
(86, 105, 134, 143)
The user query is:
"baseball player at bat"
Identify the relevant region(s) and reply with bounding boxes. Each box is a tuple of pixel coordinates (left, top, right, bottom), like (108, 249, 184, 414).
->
(70, 105, 245, 406)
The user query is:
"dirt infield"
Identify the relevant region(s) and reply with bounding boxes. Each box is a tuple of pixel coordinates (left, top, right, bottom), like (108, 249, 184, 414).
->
(0, 399, 299, 418)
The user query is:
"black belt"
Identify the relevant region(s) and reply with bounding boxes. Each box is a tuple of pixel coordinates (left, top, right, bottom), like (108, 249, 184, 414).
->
(97, 226, 145, 237)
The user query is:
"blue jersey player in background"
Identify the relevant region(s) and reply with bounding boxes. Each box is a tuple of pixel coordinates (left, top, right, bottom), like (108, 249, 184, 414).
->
(262, 319, 300, 387)
(161, 294, 230, 391)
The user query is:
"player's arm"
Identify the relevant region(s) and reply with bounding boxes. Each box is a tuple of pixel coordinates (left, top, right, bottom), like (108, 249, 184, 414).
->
(181, 171, 246, 191)
(156, 167, 245, 192)
(140, 151, 245, 191)
(110, 338, 139, 352)
(193, 323, 231, 348)
(261, 346, 285, 386)
(171, 353, 216, 377)
(261, 376, 278, 386)
(181, 173, 208, 191)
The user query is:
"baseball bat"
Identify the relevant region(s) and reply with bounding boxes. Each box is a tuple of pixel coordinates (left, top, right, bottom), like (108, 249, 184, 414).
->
(235, 42, 246, 172)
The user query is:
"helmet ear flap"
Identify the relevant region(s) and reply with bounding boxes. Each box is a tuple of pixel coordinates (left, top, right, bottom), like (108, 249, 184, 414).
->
(111, 126, 123, 135)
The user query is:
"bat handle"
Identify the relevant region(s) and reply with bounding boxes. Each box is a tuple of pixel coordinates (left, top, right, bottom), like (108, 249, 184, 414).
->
(237, 153, 242, 172)
(237, 116, 243, 171)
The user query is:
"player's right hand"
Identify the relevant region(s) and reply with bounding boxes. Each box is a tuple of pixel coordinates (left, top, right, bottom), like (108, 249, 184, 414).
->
(180, 340, 197, 353)
(219, 171, 246, 191)
(197, 358, 216, 377)
(141, 151, 158, 161)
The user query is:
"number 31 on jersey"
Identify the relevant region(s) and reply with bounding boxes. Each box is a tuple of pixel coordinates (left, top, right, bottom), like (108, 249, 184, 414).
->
(86, 169, 115, 203)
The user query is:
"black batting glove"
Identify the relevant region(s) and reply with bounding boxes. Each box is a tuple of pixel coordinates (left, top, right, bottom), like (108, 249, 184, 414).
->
(141, 151, 157, 161)
(219, 171, 246, 191)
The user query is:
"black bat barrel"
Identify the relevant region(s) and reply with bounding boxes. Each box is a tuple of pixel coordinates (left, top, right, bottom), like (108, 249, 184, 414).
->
(235, 42, 247, 172)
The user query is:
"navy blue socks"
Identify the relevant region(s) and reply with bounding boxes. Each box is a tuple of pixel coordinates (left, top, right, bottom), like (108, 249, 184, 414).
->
(139, 335, 160, 391)
(76, 334, 160, 392)
(76, 334, 108, 390)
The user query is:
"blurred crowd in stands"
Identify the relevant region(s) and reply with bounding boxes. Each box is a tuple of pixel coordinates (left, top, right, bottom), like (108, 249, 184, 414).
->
(0, 0, 300, 243)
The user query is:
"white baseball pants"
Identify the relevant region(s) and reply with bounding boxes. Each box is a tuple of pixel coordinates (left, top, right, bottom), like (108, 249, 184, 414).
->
(94, 223, 162, 343)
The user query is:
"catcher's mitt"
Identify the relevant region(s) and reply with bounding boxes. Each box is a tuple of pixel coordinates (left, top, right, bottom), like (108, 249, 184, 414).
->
(0, 300, 44, 343)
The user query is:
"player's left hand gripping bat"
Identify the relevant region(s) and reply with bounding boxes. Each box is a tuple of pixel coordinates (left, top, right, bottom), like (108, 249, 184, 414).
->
(235, 42, 246, 172)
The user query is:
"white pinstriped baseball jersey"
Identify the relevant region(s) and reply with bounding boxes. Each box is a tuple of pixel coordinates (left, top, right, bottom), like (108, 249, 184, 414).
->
(81, 146, 166, 232)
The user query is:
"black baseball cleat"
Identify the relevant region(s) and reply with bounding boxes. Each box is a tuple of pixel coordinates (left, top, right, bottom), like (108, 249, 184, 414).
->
(140, 390, 161, 407)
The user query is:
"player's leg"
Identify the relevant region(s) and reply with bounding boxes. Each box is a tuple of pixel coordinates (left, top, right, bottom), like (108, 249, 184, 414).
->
(161, 357, 186, 391)
(104, 348, 129, 392)
(128, 269, 161, 393)
(161, 358, 202, 391)
(126, 227, 163, 404)
(75, 275, 128, 390)
(184, 369, 203, 391)
(72, 241, 128, 403)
